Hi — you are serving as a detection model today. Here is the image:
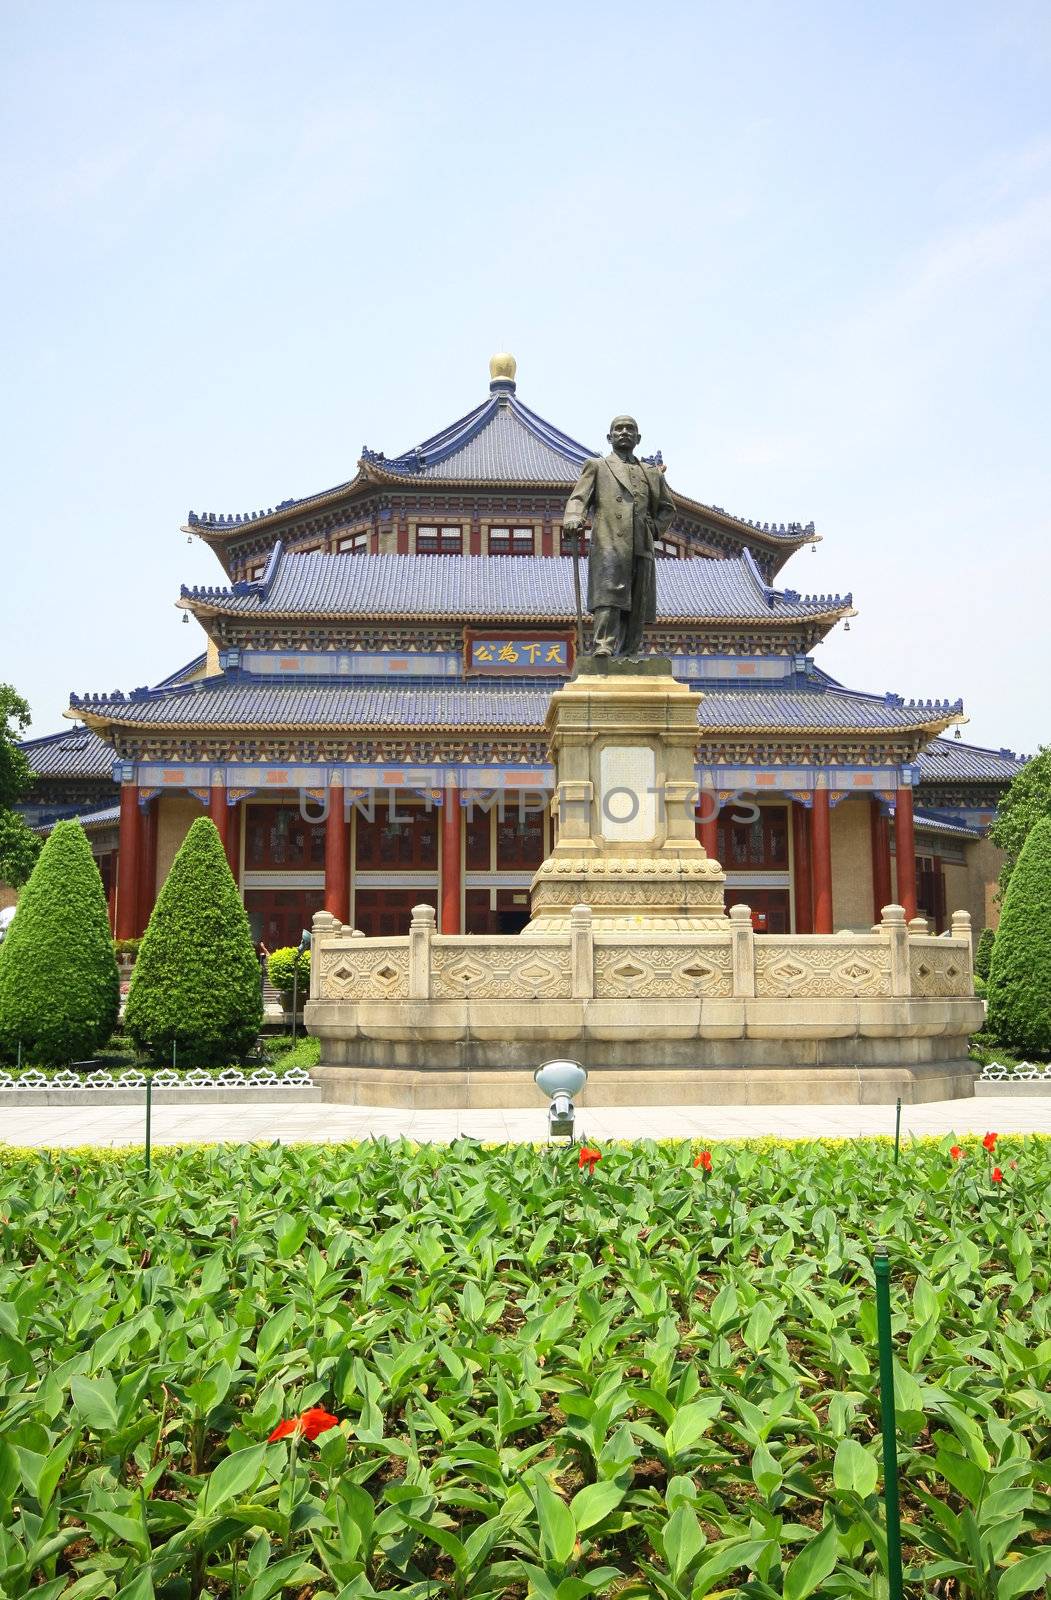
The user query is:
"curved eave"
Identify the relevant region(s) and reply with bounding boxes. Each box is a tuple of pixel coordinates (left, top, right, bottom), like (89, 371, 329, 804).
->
(177, 599, 853, 628)
(183, 471, 369, 544)
(700, 713, 967, 739)
(67, 710, 544, 738)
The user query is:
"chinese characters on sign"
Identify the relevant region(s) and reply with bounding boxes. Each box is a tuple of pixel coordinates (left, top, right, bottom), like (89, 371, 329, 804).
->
(465, 632, 572, 675)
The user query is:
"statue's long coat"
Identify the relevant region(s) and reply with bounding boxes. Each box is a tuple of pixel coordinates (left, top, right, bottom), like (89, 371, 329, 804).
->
(563, 452, 675, 618)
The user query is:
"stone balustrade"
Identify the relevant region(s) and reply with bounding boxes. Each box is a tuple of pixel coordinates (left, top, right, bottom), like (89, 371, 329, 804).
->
(309, 902, 974, 1006)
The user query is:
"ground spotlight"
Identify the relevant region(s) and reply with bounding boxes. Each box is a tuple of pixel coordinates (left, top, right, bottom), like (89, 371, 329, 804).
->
(534, 1059, 587, 1140)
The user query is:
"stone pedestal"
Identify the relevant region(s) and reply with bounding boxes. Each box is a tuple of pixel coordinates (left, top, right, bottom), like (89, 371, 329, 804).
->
(527, 659, 725, 932)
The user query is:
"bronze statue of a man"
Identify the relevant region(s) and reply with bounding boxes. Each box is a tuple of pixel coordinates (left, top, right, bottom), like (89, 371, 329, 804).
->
(562, 415, 674, 657)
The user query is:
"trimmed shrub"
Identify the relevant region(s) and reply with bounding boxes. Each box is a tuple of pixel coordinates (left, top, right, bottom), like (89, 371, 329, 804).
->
(124, 816, 263, 1067)
(0, 820, 119, 1063)
(973, 926, 995, 981)
(266, 945, 311, 1008)
(986, 814, 1051, 1059)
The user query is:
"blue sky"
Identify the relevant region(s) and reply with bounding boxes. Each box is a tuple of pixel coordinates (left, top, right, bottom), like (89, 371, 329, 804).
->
(2, 0, 1049, 753)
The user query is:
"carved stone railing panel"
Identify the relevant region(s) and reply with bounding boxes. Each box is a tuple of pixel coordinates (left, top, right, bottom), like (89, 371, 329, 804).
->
(756, 939, 892, 998)
(909, 943, 971, 998)
(431, 940, 571, 1000)
(593, 942, 733, 998)
(318, 943, 409, 1000)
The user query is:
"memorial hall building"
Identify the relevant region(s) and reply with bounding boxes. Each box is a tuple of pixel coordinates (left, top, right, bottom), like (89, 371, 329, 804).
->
(17, 355, 1024, 946)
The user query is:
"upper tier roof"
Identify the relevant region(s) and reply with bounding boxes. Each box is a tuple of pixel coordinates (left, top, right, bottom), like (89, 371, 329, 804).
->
(184, 355, 816, 567)
(181, 547, 852, 627)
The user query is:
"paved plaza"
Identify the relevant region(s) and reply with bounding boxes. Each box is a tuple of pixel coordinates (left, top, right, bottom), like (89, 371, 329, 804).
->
(2, 1094, 1049, 1148)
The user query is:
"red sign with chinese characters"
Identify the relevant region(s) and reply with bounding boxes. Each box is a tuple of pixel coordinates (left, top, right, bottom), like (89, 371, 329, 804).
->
(464, 629, 574, 675)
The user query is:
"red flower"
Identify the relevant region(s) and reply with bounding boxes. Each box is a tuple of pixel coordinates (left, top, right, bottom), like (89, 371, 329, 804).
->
(949, 1145, 964, 1161)
(982, 1132, 998, 1152)
(693, 1150, 713, 1172)
(991, 1167, 1003, 1184)
(578, 1145, 602, 1174)
(268, 1407, 339, 1443)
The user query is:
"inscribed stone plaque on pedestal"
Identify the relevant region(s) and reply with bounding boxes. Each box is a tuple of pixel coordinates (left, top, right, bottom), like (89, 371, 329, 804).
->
(599, 745, 656, 842)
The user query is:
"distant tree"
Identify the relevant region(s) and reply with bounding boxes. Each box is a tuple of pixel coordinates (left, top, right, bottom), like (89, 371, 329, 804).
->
(990, 746, 1051, 895)
(266, 945, 310, 1011)
(986, 814, 1051, 1060)
(0, 820, 119, 1064)
(0, 685, 37, 892)
(973, 926, 995, 982)
(0, 811, 41, 889)
(125, 817, 262, 1067)
(0, 684, 33, 813)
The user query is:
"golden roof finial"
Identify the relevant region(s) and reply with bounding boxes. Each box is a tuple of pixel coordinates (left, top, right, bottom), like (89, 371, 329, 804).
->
(489, 351, 517, 383)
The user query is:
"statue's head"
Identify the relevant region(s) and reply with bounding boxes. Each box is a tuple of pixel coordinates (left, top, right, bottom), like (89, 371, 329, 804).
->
(608, 415, 640, 453)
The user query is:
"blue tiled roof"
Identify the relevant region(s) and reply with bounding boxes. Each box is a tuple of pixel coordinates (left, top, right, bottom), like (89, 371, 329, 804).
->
(694, 689, 964, 733)
(184, 369, 814, 550)
(911, 808, 982, 841)
(68, 677, 962, 736)
(916, 737, 1027, 784)
(21, 726, 116, 779)
(39, 804, 121, 835)
(183, 548, 852, 624)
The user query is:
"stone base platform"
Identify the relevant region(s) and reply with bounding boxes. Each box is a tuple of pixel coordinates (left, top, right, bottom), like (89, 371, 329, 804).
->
(312, 1055, 975, 1109)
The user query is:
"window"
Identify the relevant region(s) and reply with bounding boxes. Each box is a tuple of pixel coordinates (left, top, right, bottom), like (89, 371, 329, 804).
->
(355, 801, 438, 870)
(489, 526, 534, 556)
(465, 807, 492, 871)
(559, 527, 589, 556)
(337, 530, 369, 554)
(416, 524, 462, 554)
(496, 808, 545, 870)
(709, 804, 789, 870)
(249, 563, 266, 580)
(244, 805, 325, 870)
(653, 538, 681, 559)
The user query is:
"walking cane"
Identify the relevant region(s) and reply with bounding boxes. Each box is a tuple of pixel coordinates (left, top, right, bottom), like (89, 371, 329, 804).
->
(571, 525, 585, 660)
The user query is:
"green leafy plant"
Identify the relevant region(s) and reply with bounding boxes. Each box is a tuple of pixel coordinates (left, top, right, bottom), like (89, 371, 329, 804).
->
(986, 814, 1051, 1059)
(0, 1136, 1048, 1598)
(265, 946, 311, 1008)
(124, 815, 263, 1067)
(0, 818, 118, 1063)
(973, 926, 995, 982)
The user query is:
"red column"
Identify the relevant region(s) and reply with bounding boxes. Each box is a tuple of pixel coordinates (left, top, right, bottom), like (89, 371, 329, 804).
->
(208, 784, 229, 850)
(226, 801, 242, 882)
(698, 799, 719, 861)
(792, 801, 813, 933)
(870, 798, 892, 922)
(469, 517, 482, 556)
(396, 519, 409, 554)
(116, 784, 142, 940)
(895, 785, 917, 921)
(812, 788, 833, 934)
(541, 520, 553, 556)
(441, 787, 462, 933)
(324, 782, 350, 923)
(138, 798, 158, 934)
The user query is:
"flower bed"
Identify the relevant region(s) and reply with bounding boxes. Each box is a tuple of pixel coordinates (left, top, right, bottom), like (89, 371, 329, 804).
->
(0, 1138, 1048, 1597)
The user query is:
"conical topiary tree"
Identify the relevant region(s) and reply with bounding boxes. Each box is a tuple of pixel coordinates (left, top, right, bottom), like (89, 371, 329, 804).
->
(986, 814, 1051, 1059)
(0, 820, 119, 1064)
(125, 815, 263, 1067)
(973, 925, 995, 982)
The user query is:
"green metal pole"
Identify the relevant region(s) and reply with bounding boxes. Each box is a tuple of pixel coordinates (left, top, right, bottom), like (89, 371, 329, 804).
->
(893, 1097, 902, 1165)
(873, 1242, 904, 1600)
(145, 1073, 153, 1178)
